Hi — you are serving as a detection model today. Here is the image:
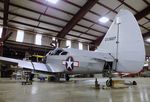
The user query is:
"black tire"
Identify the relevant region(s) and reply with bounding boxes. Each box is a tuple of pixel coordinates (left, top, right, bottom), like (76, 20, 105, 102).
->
(106, 79, 112, 87)
(132, 81, 137, 85)
(65, 74, 70, 81)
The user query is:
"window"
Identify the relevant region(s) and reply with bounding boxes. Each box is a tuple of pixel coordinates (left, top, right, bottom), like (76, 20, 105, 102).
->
(52, 37, 56, 41)
(35, 34, 42, 45)
(0, 27, 3, 38)
(79, 42, 83, 50)
(66, 40, 71, 48)
(60, 51, 68, 55)
(16, 30, 24, 42)
(55, 49, 63, 55)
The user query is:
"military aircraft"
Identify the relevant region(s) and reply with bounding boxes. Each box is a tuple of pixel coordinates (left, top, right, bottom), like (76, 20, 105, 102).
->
(0, 9, 145, 84)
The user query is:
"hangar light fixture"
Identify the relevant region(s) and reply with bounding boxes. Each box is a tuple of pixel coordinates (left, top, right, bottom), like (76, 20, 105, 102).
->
(99, 17, 109, 23)
(146, 38, 150, 43)
(46, 0, 59, 4)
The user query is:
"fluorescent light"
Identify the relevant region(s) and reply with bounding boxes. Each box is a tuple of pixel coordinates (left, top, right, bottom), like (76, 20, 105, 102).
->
(146, 38, 150, 43)
(99, 17, 109, 23)
(46, 0, 59, 4)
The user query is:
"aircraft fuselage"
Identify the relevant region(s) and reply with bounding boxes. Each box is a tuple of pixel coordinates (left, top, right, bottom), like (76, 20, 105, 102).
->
(46, 48, 107, 74)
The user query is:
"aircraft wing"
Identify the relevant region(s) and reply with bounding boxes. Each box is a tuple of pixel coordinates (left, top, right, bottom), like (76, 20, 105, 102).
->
(0, 56, 19, 65)
(0, 56, 64, 73)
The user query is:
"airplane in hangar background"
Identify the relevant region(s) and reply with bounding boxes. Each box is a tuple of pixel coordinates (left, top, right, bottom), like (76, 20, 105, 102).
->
(0, 9, 145, 85)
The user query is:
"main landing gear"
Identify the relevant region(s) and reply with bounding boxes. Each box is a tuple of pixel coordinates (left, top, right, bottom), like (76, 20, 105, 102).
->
(106, 77, 113, 87)
(106, 67, 113, 87)
(65, 74, 70, 81)
(103, 62, 113, 87)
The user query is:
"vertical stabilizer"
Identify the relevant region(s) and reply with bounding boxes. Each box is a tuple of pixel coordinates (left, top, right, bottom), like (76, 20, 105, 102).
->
(97, 9, 145, 73)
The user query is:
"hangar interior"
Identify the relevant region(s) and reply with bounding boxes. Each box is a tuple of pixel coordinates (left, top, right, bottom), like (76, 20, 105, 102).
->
(0, 0, 150, 102)
(0, 0, 149, 78)
(0, 0, 149, 71)
(0, 0, 149, 57)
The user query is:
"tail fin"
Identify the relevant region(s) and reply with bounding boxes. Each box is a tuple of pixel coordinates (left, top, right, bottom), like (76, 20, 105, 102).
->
(97, 9, 145, 73)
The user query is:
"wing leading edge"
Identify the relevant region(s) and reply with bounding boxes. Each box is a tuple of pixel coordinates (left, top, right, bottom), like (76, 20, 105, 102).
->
(0, 56, 63, 73)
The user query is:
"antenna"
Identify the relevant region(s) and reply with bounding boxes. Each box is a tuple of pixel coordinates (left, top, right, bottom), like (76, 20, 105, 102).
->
(115, 17, 121, 71)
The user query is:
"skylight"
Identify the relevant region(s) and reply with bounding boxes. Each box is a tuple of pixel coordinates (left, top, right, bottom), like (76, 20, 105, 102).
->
(66, 40, 71, 48)
(16, 30, 24, 42)
(99, 17, 109, 23)
(35, 34, 42, 45)
(0, 27, 3, 38)
(46, 0, 59, 4)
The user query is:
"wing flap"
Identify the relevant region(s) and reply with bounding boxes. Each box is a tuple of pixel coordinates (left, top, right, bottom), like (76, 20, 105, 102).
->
(33, 62, 49, 72)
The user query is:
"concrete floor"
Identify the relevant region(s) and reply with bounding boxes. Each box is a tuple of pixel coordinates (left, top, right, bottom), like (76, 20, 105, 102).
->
(0, 78, 150, 102)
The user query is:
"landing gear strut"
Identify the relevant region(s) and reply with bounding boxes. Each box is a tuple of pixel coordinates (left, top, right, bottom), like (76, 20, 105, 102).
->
(106, 77, 112, 87)
(65, 74, 70, 81)
(105, 62, 113, 87)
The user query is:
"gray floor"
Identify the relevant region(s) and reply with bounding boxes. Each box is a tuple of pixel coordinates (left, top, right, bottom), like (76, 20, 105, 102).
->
(0, 78, 150, 102)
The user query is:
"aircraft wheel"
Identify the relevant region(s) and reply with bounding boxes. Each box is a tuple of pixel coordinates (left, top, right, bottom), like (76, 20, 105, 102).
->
(106, 79, 112, 87)
(65, 74, 70, 81)
(132, 81, 137, 85)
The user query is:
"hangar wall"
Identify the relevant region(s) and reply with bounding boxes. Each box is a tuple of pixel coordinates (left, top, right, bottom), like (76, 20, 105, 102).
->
(72, 41, 79, 49)
(24, 33, 34, 44)
(145, 45, 150, 56)
(42, 36, 52, 46)
(59, 40, 66, 48)
(6, 29, 89, 50)
(7, 29, 17, 41)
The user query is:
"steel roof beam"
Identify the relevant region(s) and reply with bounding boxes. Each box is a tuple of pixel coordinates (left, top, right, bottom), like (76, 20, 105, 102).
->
(1, 0, 9, 42)
(90, 5, 150, 50)
(0, 0, 105, 38)
(30, 0, 109, 29)
(1, 10, 100, 38)
(143, 31, 150, 38)
(118, 0, 150, 21)
(135, 6, 150, 21)
(57, 0, 98, 38)
(0, 17, 94, 42)
(3, 32, 13, 42)
(0, 0, 68, 22)
(62, 0, 111, 30)
(143, 0, 150, 5)
(29, 0, 74, 15)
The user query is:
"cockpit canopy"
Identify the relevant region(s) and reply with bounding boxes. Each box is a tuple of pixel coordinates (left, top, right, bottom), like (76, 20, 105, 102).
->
(48, 48, 68, 56)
